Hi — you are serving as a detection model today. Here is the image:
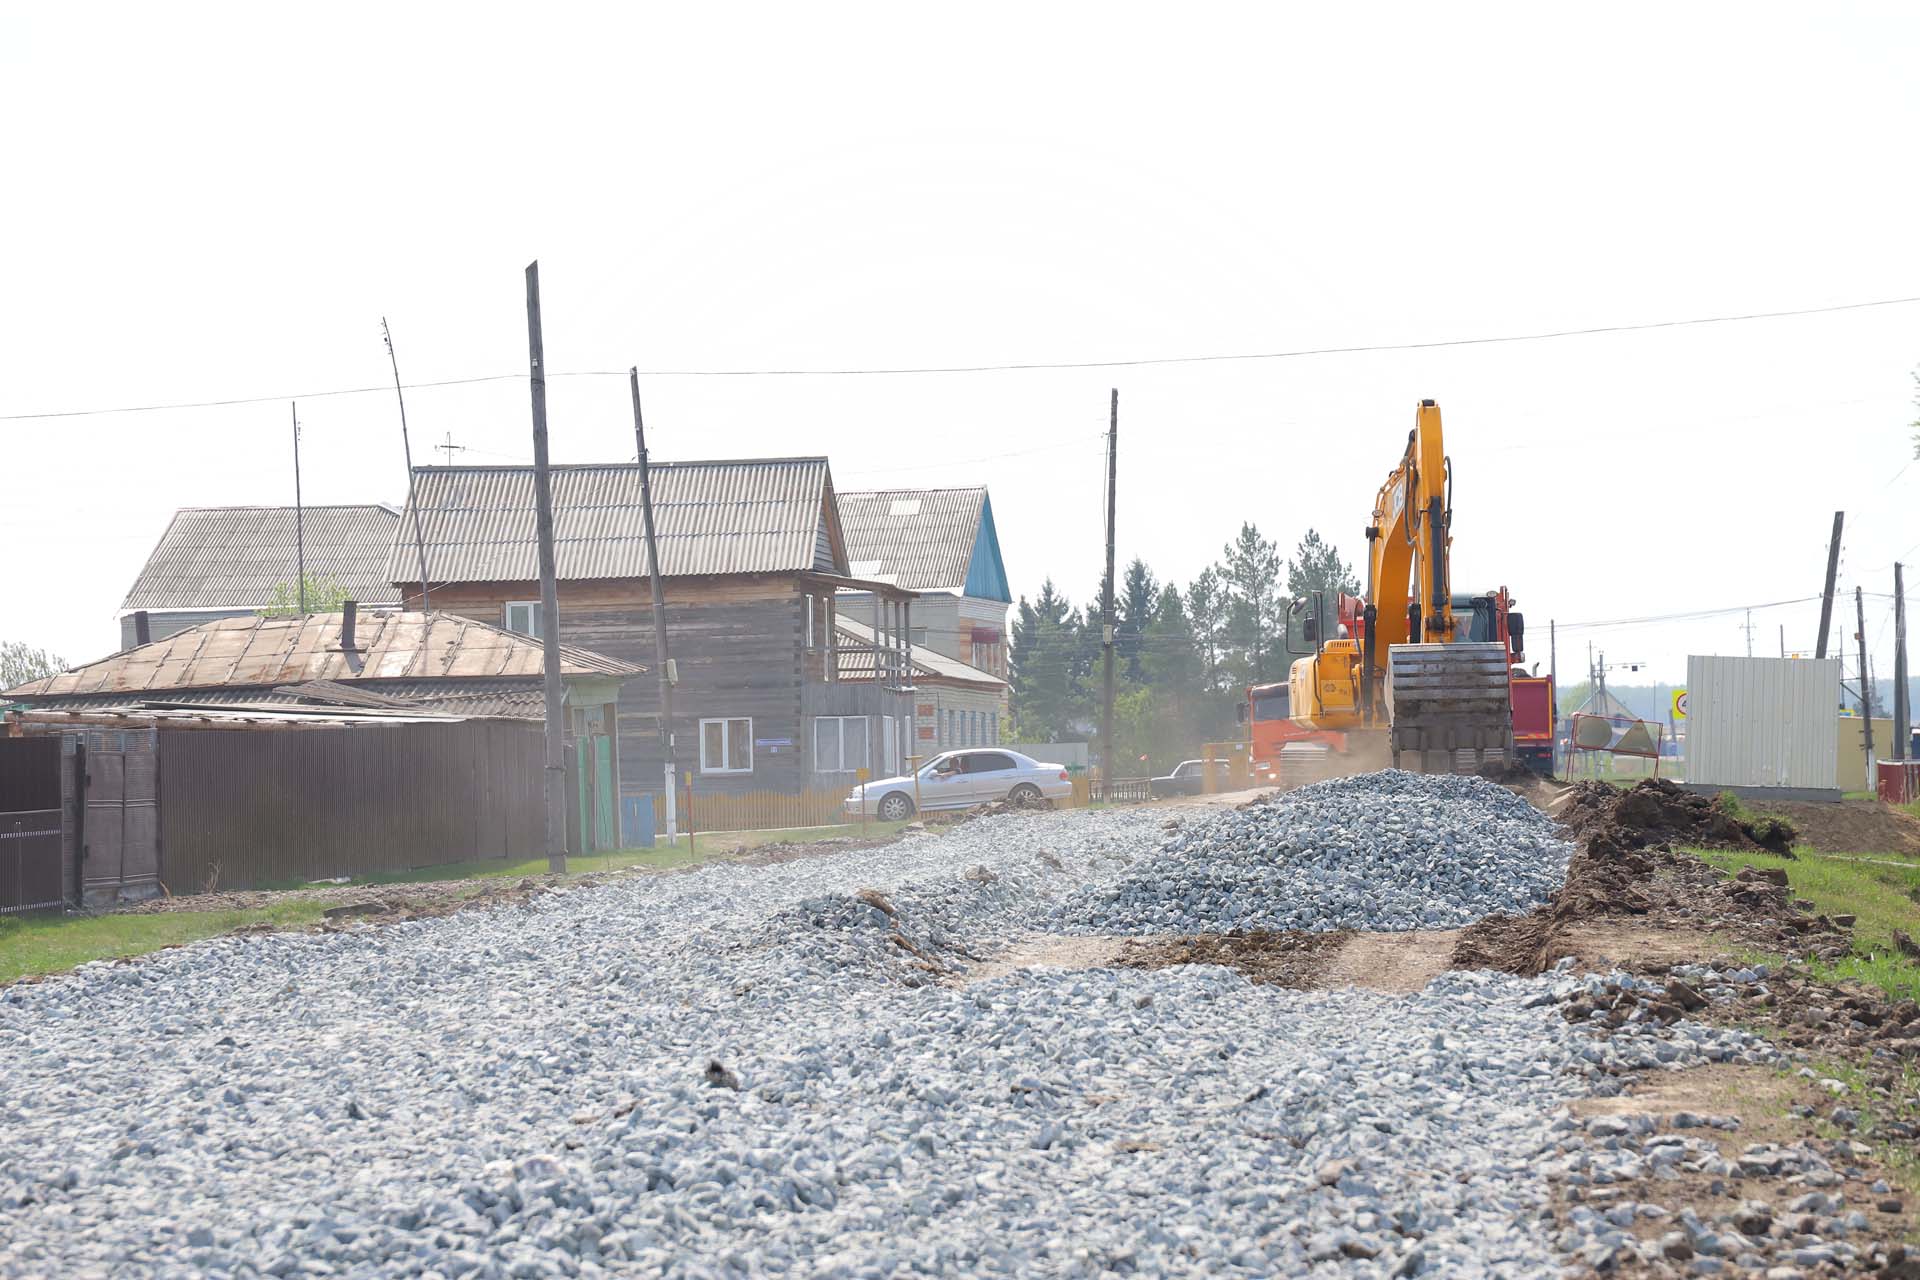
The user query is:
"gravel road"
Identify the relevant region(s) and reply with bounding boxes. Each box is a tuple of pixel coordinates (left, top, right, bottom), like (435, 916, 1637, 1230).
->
(0, 780, 1762, 1278)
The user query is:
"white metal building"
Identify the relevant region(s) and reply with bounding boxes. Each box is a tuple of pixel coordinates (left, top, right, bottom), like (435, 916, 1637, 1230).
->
(1685, 655, 1841, 799)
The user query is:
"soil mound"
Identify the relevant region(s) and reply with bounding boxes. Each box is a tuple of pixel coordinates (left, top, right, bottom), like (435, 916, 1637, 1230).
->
(1115, 929, 1349, 988)
(1562, 778, 1796, 855)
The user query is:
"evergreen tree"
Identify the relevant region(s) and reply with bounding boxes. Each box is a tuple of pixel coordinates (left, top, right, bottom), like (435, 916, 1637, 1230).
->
(1283, 528, 1361, 652)
(1185, 567, 1228, 692)
(1218, 522, 1284, 683)
(1117, 557, 1158, 681)
(1008, 580, 1088, 741)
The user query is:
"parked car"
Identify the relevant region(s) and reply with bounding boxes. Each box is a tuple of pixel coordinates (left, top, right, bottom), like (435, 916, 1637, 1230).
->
(1149, 758, 1232, 798)
(844, 749, 1073, 821)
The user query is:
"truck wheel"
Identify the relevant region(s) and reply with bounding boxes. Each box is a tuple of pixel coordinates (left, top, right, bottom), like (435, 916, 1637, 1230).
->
(877, 792, 915, 821)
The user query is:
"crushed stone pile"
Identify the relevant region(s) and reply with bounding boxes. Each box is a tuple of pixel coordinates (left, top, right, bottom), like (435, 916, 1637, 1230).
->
(1055, 770, 1573, 935)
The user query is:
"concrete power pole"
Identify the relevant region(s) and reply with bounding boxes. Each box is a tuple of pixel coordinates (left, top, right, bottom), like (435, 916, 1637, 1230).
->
(1815, 512, 1843, 661)
(630, 369, 679, 840)
(1895, 563, 1910, 763)
(1856, 586, 1875, 770)
(525, 261, 567, 875)
(1100, 389, 1118, 792)
(291, 402, 306, 615)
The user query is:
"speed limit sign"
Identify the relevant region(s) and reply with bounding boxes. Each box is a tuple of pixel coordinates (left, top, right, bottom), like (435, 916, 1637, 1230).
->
(1672, 689, 1688, 720)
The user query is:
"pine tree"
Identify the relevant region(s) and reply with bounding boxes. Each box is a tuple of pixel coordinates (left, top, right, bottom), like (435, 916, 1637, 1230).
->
(1185, 567, 1228, 692)
(1117, 557, 1158, 681)
(1009, 580, 1088, 741)
(1219, 523, 1284, 683)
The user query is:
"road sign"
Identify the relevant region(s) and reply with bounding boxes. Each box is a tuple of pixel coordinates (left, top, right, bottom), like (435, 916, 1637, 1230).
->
(1672, 689, 1689, 720)
(855, 768, 870, 782)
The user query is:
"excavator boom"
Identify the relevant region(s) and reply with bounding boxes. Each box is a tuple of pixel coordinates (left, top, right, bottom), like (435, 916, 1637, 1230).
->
(1288, 400, 1517, 772)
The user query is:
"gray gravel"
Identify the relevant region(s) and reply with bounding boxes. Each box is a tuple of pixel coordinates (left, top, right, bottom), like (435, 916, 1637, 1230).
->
(1055, 771, 1572, 935)
(0, 790, 1753, 1278)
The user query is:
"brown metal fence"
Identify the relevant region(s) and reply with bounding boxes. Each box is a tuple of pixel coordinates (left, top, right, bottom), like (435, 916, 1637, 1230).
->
(0, 738, 65, 914)
(157, 722, 546, 892)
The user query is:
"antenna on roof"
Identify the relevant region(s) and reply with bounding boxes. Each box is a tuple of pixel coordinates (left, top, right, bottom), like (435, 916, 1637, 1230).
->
(381, 317, 433, 613)
(434, 431, 468, 465)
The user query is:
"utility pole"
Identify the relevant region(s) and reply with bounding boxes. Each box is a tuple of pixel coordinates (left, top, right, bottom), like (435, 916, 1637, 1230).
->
(1857, 586, 1875, 768)
(1100, 388, 1118, 791)
(1778, 624, 1785, 658)
(630, 368, 679, 841)
(1742, 609, 1754, 657)
(525, 262, 567, 875)
(382, 318, 433, 613)
(291, 402, 306, 615)
(1895, 563, 1910, 763)
(1815, 511, 1843, 660)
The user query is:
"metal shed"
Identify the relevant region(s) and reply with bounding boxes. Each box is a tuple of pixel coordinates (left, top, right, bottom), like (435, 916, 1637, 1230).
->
(1685, 655, 1841, 800)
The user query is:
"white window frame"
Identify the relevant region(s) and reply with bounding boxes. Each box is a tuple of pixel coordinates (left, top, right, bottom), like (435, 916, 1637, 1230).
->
(812, 715, 869, 774)
(804, 595, 814, 651)
(699, 717, 753, 775)
(504, 600, 543, 639)
(882, 714, 900, 774)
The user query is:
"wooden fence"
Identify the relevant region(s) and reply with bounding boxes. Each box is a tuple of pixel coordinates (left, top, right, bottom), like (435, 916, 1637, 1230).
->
(683, 788, 852, 834)
(157, 722, 545, 892)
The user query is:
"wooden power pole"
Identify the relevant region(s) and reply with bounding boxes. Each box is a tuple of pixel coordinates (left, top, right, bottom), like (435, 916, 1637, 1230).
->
(630, 368, 679, 840)
(525, 261, 567, 874)
(291, 401, 306, 615)
(1814, 511, 1843, 660)
(1856, 585, 1875, 767)
(382, 317, 432, 613)
(1895, 562, 1910, 763)
(1100, 389, 1118, 791)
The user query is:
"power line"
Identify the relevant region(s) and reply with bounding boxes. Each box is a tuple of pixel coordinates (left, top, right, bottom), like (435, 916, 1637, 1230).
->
(7, 293, 1919, 421)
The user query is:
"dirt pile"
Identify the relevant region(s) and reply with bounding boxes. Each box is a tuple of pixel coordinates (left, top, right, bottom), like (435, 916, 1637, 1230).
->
(1562, 778, 1797, 855)
(1115, 930, 1350, 988)
(1452, 783, 1842, 978)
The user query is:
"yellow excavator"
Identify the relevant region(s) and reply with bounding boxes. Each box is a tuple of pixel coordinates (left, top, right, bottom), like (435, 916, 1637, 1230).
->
(1285, 399, 1521, 772)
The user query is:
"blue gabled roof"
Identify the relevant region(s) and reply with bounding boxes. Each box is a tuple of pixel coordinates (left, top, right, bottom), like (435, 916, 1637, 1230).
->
(963, 494, 1011, 603)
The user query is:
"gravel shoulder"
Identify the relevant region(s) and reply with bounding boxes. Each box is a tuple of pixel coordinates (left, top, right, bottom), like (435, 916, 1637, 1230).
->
(0, 775, 1807, 1279)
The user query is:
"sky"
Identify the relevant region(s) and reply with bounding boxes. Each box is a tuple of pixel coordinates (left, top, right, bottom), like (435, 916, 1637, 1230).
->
(2, 3, 1916, 687)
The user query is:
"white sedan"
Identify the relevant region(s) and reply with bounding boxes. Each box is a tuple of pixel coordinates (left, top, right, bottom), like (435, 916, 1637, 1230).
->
(845, 749, 1073, 821)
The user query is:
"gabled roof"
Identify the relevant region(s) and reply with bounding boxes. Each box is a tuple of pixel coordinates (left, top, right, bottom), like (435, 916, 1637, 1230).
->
(838, 486, 1010, 601)
(122, 505, 401, 612)
(6, 610, 640, 701)
(389, 459, 848, 585)
(834, 616, 1007, 690)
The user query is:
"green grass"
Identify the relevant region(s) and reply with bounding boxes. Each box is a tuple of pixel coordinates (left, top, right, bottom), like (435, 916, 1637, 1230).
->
(1696, 845, 1920, 1000)
(0, 901, 329, 986)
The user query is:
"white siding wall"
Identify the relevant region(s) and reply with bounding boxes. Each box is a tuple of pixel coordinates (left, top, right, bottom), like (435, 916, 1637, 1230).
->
(1686, 655, 1840, 791)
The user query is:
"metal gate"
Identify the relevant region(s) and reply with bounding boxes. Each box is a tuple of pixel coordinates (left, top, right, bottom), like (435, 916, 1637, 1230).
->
(77, 729, 161, 905)
(1, 738, 66, 914)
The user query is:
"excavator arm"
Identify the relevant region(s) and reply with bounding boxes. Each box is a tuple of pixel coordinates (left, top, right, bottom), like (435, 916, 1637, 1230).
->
(1290, 400, 1514, 771)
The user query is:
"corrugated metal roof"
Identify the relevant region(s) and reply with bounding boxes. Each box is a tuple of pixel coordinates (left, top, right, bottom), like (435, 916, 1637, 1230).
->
(6, 610, 640, 700)
(835, 617, 1007, 689)
(838, 487, 986, 593)
(122, 505, 401, 611)
(16, 679, 554, 721)
(389, 459, 847, 585)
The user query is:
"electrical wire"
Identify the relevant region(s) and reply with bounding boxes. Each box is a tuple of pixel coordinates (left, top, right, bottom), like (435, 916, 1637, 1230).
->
(6, 293, 1919, 421)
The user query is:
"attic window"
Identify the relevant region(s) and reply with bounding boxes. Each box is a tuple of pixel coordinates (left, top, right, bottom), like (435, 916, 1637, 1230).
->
(887, 499, 921, 517)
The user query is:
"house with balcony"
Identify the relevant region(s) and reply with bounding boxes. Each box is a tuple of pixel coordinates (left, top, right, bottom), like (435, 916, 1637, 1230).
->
(390, 458, 914, 805)
(834, 486, 1012, 682)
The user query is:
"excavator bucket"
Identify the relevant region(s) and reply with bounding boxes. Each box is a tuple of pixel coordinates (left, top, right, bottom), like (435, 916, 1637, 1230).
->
(1383, 642, 1514, 773)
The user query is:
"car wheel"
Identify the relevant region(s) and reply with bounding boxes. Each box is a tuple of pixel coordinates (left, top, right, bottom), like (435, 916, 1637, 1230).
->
(877, 792, 915, 822)
(1008, 783, 1043, 808)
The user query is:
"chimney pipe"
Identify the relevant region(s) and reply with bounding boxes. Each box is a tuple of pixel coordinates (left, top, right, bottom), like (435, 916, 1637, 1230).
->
(133, 610, 152, 645)
(341, 600, 358, 651)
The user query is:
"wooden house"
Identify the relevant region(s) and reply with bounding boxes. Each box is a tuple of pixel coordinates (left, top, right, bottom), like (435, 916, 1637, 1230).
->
(390, 459, 915, 810)
(835, 486, 1012, 679)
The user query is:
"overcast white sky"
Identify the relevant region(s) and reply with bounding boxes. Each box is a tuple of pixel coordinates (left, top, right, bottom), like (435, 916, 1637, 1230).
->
(3, 3, 1916, 686)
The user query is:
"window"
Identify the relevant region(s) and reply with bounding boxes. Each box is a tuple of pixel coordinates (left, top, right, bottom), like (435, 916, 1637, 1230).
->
(804, 596, 814, 650)
(965, 752, 1017, 773)
(504, 601, 543, 639)
(910, 627, 928, 646)
(700, 718, 752, 774)
(813, 716, 868, 773)
(1252, 689, 1289, 722)
(882, 715, 900, 773)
